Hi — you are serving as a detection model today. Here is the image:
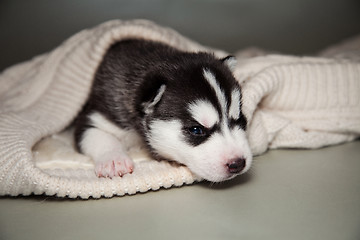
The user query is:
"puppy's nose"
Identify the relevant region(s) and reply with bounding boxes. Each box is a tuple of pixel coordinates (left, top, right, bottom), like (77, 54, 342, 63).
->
(226, 158, 246, 174)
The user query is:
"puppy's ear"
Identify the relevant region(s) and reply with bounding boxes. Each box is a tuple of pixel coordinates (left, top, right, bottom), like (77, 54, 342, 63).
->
(221, 55, 237, 72)
(137, 73, 167, 115)
(142, 84, 166, 115)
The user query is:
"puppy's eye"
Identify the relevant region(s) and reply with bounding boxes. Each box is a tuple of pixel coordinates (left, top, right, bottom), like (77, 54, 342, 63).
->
(188, 126, 206, 136)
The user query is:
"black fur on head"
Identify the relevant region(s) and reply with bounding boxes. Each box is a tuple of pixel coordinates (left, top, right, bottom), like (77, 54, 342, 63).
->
(134, 50, 245, 148)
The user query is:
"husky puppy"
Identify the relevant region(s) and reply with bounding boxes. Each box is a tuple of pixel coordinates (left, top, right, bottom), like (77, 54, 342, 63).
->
(74, 39, 252, 182)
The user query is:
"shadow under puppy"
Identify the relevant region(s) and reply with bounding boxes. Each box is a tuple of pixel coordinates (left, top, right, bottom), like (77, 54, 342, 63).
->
(74, 39, 252, 182)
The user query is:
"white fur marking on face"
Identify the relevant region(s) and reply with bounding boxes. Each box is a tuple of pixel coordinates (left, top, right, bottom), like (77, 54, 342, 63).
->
(147, 119, 252, 182)
(203, 68, 230, 135)
(147, 119, 185, 161)
(203, 69, 227, 115)
(188, 100, 219, 128)
(229, 89, 241, 120)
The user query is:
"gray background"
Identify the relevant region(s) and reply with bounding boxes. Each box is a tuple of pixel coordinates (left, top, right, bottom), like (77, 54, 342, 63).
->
(1, 0, 360, 71)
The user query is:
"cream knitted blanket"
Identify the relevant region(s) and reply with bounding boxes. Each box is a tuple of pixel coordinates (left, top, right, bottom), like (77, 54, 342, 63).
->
(1, 20, 359, 199)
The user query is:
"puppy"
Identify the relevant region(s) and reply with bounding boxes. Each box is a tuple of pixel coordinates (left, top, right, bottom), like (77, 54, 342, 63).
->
(74, 39, 252, 182)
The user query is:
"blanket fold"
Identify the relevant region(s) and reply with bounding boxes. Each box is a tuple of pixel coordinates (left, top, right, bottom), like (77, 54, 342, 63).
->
(0, 20, 359, 198)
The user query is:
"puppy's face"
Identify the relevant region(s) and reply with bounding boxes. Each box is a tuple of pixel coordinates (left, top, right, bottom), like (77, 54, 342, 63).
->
(138, 57, 252, 182)
(147, 110, 252, 182)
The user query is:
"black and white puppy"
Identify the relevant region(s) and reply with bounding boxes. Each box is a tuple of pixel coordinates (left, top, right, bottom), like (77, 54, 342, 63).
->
(74, 39, 252, 182)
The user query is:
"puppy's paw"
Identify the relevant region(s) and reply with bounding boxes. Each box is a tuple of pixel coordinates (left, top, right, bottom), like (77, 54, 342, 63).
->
(94, 151, 134, 178)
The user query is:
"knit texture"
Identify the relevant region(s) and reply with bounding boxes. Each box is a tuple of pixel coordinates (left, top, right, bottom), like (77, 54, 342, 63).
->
(0, 20, 359, 199)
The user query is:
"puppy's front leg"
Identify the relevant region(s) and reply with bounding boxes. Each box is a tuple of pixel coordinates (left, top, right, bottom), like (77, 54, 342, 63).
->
(80, 127, 134, 178)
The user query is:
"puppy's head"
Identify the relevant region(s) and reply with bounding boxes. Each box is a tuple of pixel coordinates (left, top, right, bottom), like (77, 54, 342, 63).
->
(137, 54, 252, 182)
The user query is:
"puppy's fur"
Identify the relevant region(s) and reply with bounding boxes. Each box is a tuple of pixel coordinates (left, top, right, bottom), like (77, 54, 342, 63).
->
(74, 39, 252, 182)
